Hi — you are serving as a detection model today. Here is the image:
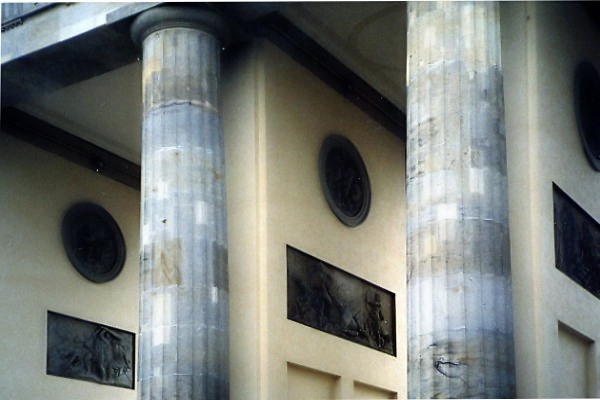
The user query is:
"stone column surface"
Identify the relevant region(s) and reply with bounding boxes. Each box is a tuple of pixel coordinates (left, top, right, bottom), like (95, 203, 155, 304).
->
(131, 7, 229, 399)
(406, 2, 515, 398)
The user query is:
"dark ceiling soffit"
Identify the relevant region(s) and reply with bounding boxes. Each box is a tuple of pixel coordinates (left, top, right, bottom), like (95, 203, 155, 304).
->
(1, 107, 141, 191)
(2, 4, 405, 151)
(1, 7, 153, 107)
(249, 12, 407, 141)
(0, 7, 404, 194)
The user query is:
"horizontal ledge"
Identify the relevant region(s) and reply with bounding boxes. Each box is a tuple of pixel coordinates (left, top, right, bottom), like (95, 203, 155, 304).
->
(1, 107, 141, 190)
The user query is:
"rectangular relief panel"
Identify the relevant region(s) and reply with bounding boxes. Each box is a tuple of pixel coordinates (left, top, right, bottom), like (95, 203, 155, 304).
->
(47, 311, 135, 389)
(553, 184, 600, 299)
(287, 246, 396, 355)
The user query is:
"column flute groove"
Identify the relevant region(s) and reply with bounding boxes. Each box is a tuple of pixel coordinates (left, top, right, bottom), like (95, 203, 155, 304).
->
(406, 2, 515, 398)
(132, 6, 230, 399)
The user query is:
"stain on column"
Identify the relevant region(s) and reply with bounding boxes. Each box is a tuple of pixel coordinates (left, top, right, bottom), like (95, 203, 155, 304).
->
(131, 6, 229, 399)
(406, 2, 516, 398)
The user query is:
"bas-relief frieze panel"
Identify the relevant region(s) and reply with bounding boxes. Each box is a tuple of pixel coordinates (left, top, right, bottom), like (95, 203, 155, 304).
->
(554, 184, 600, 299)
(287, 246, 396, 355)
(47, 311, 135, 389)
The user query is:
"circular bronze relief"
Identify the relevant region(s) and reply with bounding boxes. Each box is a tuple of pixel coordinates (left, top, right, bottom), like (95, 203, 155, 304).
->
(575, 61, 600, 171)
(62, 203, 126, 283)
(319, 135, 371, 227)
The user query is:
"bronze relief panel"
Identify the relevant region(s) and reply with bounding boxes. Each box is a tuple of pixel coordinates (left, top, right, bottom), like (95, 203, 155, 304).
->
(47, 311, 135, 389)
(287, 246, 396, 356)
(62, 202, 126, 283)
(554, 184, 600, 298)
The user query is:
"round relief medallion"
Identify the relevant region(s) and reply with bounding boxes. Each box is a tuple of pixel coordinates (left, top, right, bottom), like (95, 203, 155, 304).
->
(62, 202, 126, 283)
(319, 135, 371, 227)
(574, 61, 600, 171)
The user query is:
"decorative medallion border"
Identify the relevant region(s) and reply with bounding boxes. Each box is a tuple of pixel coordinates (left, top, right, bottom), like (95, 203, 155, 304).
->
(318, 134, 371, 227)
(574, 61, 600, 171)
(61, 202, 126, 283)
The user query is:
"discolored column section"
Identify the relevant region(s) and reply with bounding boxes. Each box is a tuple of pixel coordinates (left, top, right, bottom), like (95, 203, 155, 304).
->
(131, 7, 229, 399)
(406, 2, 515, 398)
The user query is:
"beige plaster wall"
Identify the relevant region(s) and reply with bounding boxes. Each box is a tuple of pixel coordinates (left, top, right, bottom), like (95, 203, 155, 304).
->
(2, 36, 405, 400)
(0, 132, 140, 399)
(16, 62, 142, 164)
(557, 323, 594, 398)
(263, 40, 405, 399)
(502, 2, 600, 398)
(223, 40, 406, 399)
(223, 43, 263, 400)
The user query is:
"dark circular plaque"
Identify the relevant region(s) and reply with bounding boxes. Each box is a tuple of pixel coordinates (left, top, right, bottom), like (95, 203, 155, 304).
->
(62, 202, 126, 283)
(319, 135, 371, 227)
(574, 61, 600, 171)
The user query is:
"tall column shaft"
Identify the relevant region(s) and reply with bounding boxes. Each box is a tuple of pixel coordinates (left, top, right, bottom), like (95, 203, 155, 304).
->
(132, 7, 229, 399)
(406, 2, 515, 398)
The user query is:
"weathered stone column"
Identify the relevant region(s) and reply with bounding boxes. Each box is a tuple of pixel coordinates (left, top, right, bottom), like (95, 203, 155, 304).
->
(406, 2, 515, 398)
(131, 7, 229, 399)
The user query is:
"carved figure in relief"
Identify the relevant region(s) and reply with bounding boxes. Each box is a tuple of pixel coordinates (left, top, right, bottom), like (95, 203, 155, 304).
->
(75, 219, 117, 275)
(299, 261, 341, 330)
(364, 290, 391, 350)
(290, 264, 393, 351)
(326, 148, 363, 217)
(50, 323, 131, 385)
(287, 247, 395, 355)
(338, 301, 366, 339)
(556, 200, 600, 295)
(91, 326, 131, 381)
(60, 334, 93, 377)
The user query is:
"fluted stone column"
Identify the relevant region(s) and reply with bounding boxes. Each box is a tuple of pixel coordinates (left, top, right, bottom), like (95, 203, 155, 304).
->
(406, 2, 515, 398)
(131, 7, 229, 399)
